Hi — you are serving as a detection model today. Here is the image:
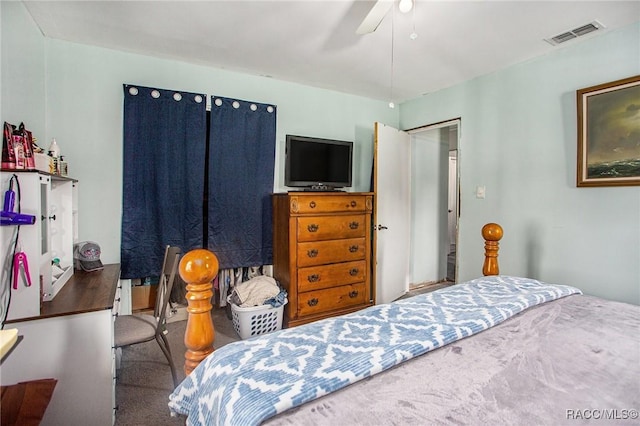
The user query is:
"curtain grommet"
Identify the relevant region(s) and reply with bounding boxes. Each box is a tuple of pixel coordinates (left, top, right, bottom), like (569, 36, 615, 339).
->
(151, 90, 161, 99)
(173, 93, 182, 101)
(128, 87, 139, 96)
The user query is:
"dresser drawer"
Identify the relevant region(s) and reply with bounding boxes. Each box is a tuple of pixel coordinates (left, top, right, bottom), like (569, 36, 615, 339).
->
(291, 194, 369, 214)
(298, 260, 366, 292)
(297, 282, 367, 317)
(297, 214, 366, 242)
(297, 238, 366, 267)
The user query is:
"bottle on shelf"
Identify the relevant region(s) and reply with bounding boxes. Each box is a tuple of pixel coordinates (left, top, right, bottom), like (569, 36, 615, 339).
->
(48, 138, 61, 158)
(48, 138, 61, 174)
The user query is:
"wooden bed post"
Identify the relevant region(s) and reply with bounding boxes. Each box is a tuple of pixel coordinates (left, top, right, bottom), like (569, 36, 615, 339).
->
(178, 248, 219, 376)
(482, 223, 503, 276)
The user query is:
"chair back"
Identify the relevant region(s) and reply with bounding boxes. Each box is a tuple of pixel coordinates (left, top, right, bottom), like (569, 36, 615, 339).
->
(154, 246, 181, 331)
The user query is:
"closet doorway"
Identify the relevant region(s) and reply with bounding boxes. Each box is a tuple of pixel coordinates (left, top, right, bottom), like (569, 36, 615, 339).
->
(408, 120, 460, 288)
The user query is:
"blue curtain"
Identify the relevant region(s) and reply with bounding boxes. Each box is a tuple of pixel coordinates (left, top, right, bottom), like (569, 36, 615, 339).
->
(208, 97, 276, 269)
(121, 85, 206, 279)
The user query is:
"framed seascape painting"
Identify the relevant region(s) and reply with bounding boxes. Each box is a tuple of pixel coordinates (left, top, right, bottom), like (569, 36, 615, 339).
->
(576, 75, 640, 187)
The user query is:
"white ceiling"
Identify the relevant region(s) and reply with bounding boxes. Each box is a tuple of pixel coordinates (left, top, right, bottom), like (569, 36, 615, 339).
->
(23, 1, 640, 103)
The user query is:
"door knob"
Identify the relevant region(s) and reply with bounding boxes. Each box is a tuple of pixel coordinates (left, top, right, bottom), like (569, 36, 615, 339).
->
(377, 225, 388, 230)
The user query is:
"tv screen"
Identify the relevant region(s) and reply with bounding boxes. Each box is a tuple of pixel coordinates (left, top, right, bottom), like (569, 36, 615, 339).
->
(285, 135, 353, 190)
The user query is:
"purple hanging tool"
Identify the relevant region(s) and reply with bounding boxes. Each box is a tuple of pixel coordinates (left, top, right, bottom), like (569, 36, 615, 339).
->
(1, 186, 36, 226)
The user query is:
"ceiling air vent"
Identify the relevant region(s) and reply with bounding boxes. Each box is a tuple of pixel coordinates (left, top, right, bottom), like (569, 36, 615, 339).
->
(545, 20, 605, 46)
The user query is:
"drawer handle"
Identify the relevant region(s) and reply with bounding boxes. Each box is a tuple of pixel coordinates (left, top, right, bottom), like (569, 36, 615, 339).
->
(307, 274, 320, 283)
(349, 221, 359, 230)
(308, 298, 319, 307)
(309, 201, 317, 208)
(349, 290, 359, 298)
(349, 268, 359, 276)
(350, 200, 357, 207)
(307, 224, 319, 232)
(349, 245, 359, 253)
(307, 249, 318, 258)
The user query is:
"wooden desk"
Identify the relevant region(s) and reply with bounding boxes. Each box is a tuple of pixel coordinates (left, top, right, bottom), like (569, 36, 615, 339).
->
(1, 264, 121, 425)
(5, 264, 121, 323)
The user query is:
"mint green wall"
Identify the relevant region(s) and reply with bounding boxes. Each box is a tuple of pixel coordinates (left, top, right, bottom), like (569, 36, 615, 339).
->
(44, 40, 397, 265)
(401, 23, 640, 304)
(1, 2, 45, 140)
(0, 2, 47, 272)
(2, 2, 398, 267)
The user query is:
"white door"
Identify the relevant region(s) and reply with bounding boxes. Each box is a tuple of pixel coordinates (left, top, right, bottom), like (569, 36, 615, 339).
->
(374, 122, 411, 304)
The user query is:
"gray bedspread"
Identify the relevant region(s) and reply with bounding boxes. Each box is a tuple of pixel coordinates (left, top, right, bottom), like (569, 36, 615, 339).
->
(266, 294, 640, 425)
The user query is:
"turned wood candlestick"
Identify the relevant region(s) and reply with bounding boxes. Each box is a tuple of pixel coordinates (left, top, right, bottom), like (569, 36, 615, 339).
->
(482, 223, 503, 276)
(178, 248, 219, 376)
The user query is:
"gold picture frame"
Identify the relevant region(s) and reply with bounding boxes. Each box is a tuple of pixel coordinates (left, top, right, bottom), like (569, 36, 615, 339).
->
(576, 75, 640, 187)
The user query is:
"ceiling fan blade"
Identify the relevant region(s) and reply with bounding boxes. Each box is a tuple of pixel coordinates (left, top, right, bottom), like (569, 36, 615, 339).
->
(356, 0, 393, 35)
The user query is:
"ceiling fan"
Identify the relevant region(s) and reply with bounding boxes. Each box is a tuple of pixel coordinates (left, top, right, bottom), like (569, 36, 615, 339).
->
(356, 0, 414, 35)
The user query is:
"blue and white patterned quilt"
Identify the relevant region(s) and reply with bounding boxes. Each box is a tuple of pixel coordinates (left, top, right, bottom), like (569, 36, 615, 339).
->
(168, 275, 581, 425)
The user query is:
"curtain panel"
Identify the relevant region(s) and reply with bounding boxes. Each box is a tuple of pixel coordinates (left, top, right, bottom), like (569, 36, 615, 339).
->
(207, 97, 276, 269)
(121, 85, 206, 279)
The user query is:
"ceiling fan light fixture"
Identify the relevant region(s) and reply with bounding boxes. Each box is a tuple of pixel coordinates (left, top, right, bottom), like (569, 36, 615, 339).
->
(399, 0, 413, 14)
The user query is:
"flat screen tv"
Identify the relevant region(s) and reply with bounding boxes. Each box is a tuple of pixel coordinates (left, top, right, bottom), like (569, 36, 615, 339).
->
(285, 134, 353, 191)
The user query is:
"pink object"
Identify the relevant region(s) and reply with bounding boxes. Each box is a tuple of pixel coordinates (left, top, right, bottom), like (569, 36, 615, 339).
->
(12, 252, 32, 289)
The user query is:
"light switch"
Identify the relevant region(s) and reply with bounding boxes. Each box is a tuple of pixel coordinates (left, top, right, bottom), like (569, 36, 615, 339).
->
(476, 185, 486, 199)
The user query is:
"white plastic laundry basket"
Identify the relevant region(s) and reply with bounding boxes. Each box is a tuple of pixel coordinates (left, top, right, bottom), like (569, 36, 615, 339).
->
(228, 296, 288, 340)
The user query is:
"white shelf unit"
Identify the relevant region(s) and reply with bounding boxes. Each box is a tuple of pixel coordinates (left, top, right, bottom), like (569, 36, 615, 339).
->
(43, 175, 77, 301)
(0, 171, 77, 320)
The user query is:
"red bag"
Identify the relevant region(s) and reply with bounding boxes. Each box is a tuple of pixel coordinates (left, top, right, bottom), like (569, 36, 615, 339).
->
(2, 122, 16, 169)
(2, 122, 36, 169)
(18, 124, 36, 169)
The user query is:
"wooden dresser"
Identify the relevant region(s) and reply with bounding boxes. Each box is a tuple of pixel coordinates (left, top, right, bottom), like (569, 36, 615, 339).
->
(273, 192, 375, 327)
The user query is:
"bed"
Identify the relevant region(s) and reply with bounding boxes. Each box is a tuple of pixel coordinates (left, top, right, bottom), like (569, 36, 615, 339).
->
(169, 223, 640, 425)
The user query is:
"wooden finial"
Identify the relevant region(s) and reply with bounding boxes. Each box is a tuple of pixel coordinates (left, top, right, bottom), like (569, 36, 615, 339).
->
(179, 249, 219, 376)
(482, 223, 503, 276)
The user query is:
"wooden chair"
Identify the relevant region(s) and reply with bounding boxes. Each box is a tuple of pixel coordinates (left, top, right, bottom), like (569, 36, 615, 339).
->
(114, 246, 181, 387)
